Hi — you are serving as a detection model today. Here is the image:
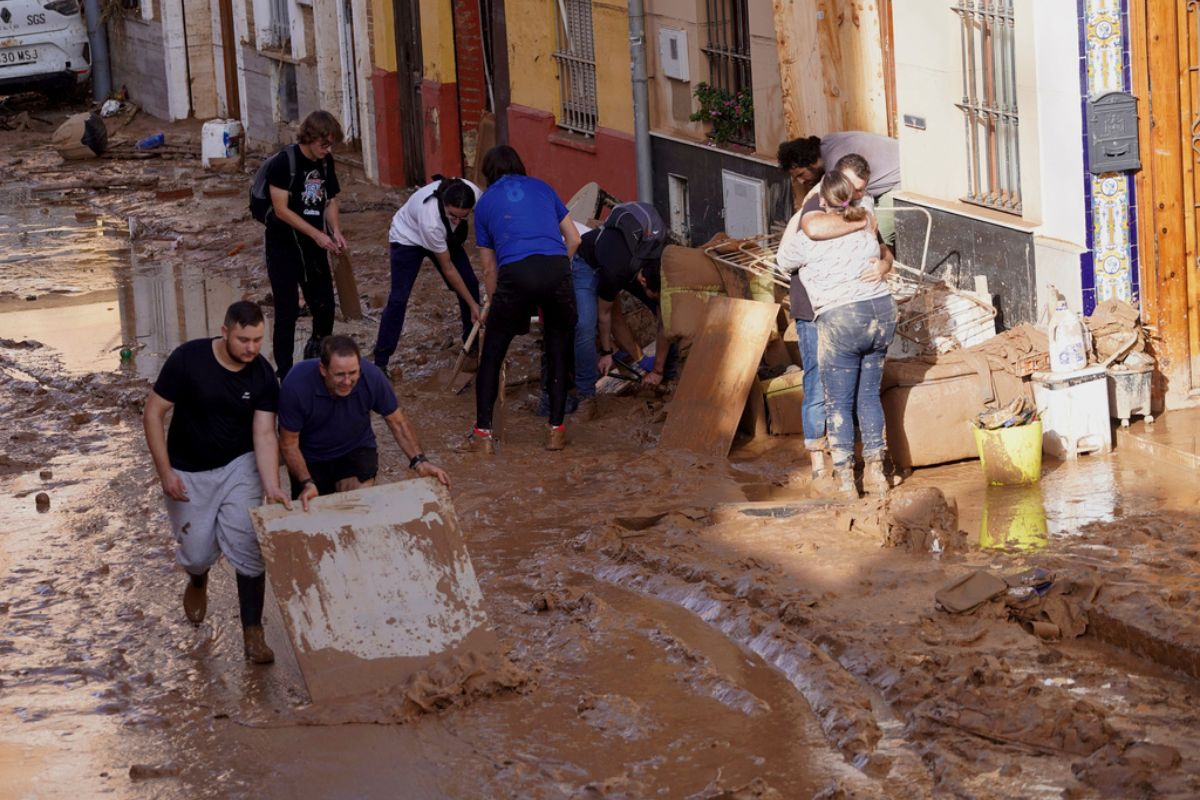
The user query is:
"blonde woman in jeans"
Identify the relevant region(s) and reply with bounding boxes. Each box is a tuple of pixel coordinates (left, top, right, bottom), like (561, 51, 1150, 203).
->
(792, 170, 896, 498)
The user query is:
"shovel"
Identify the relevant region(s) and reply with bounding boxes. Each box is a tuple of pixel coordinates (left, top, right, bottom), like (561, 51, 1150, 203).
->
(442, 307, 487, 393)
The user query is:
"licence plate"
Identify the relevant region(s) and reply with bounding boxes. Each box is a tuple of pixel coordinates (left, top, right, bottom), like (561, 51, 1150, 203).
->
(0, 49, 38, 67)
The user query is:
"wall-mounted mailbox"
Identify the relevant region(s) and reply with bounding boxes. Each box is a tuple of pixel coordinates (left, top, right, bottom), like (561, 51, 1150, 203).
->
(1087, 91, 1140, 174)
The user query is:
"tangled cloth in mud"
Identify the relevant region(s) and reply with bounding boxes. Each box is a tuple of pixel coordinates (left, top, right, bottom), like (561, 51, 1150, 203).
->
(1005, 569, 1102, 639)
(1086, 298, 1147, 363)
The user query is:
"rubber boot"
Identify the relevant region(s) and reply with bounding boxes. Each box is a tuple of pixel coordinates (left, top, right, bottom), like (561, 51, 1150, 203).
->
(809, 449, 829, 481)
(863, 458, 890, 495)
(183, 571, 208, 624)
(242, 625, 275, 665)
(834, 466, 858, 500)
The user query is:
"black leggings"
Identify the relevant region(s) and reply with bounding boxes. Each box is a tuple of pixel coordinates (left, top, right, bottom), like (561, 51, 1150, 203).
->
(266, 234, 335, 378)
(476, 255, 576, 429)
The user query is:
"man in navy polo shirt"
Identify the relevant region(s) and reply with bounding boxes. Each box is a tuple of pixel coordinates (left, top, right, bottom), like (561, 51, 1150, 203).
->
(279, 335, 449, 510)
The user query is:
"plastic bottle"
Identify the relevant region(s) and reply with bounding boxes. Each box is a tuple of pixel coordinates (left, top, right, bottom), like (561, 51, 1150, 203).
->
(1048, 300, 1088, 373)
(136, 132, 165, 151)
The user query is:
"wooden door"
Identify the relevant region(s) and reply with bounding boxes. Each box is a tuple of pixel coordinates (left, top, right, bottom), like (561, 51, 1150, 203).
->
(1130, 0, 1196, 404)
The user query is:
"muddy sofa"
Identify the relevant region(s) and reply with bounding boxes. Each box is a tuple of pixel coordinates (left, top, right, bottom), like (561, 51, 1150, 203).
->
(882, 356, 1028, 469)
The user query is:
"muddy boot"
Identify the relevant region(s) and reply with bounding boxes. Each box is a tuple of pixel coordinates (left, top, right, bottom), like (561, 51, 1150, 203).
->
(546, 424, 567, 451)
(863, 458, 890, 495)
(242, 625, 275, 665)
(575, 396, 598, 421)
(457, 427, 496, 455)
(834, 466, 859, 499)
(183, 571, 208, 625)
(809, 449, 829, 481)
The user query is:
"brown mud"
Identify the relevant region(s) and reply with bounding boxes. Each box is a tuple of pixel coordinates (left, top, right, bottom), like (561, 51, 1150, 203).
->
(1, 108, 1199, 798)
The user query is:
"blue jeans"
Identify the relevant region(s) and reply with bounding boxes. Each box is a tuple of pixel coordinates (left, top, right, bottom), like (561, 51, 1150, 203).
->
(796, 318, 825, 449)
(372, 242, 481, 369)
(816, 295, 897, 467)
(571, 255, 599, 398)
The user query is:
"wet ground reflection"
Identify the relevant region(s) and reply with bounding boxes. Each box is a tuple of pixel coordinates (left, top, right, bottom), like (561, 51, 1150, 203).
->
(0, 204, 249, 378)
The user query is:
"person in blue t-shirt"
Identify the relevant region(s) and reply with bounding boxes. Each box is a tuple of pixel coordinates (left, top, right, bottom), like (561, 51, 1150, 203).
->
(468, 145, 580, 453)
(279, 335, 449, 510)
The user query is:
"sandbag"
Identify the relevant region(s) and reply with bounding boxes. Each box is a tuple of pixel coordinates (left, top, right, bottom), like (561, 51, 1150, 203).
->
(53, 112, 108, 160)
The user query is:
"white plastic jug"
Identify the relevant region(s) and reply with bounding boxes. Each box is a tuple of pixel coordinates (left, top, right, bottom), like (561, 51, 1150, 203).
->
(1049, 301, 1088, 373)
(201, 119, 243, 167)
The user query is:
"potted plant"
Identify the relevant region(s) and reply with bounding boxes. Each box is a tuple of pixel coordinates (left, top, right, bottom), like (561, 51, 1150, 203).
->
(689, 82, 754, 146)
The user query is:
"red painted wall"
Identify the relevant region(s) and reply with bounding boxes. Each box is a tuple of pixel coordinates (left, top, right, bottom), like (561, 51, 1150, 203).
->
(372, 68, 407, 187)
(421, 79, 464, 181)
(452, 0, 487, 131)
(506, 104, 637, 205)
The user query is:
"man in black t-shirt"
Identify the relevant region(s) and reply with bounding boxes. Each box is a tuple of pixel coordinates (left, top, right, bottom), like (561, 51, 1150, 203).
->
(143, 301, 291, 665)
(571, 203, 671, 412)
(265, 110, 347, 379)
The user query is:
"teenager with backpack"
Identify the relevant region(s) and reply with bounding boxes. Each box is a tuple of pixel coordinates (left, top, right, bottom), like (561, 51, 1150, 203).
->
(370, 176, 483, 377)
(576, 202, 671, 407)
(258, 110, 346, 379)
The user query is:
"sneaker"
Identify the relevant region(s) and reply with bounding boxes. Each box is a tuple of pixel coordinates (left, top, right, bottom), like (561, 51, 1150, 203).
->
(183, 578, 206, 625)
(546, 424, 567, 451)
(242, 625, 275, 665)
(458, 427, 496, 455)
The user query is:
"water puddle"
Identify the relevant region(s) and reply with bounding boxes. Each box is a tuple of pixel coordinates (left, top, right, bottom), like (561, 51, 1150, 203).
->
(0, 205, 250, 378)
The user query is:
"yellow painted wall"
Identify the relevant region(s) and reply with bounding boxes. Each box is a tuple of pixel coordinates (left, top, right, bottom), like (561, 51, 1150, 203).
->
(593, 0, 633, 133)
(420, 0, 457, 83)
(507, 0, 633, 134)
(506, 1, 559, 113)
(371, 0, 396, 72)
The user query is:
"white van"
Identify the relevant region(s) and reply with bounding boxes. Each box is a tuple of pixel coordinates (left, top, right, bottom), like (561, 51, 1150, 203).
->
(0, 0, 91, 91)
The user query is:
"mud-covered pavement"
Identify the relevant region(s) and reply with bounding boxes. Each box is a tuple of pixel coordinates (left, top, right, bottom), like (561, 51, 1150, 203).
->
(2, 109, 1199, 799)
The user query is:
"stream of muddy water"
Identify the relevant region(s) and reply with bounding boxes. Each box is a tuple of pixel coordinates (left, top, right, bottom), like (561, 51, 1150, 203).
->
(2, 164, 1199, 799)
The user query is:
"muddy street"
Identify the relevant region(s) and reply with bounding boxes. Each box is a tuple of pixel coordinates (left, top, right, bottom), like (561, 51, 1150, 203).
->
(1, 111, 1199, 799)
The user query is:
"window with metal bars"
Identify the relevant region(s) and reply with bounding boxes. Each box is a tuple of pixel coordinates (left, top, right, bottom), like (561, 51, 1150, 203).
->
(701, 0, 754, 146)
(553, 0, 598, 135)
(265, 0, 291, 49)
(953, 0, 1021, 214)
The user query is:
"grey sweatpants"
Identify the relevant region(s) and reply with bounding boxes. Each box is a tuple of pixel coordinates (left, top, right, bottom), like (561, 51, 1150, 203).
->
(165, 451, 265, 577)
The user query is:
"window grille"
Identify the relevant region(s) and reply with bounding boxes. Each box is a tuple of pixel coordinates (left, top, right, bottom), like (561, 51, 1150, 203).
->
(554, 0, 598, 135)
(953, 0, 1021, 213)
(266, 0, 291, 49)
(702, 0, 754, 146)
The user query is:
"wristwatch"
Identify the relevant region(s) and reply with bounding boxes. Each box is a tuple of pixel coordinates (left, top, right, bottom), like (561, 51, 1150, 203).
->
(598, 348, 614, 356)
(299, 477, 315, 488)
(409, 453, 430, 470)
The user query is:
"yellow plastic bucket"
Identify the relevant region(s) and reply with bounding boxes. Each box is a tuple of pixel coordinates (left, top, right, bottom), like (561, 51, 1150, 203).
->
(972, 421, 1043, 485)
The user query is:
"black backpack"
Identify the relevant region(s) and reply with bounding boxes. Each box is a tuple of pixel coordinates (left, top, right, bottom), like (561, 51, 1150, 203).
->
(598, 202, 667, 267)
(248, 144, 298, 224)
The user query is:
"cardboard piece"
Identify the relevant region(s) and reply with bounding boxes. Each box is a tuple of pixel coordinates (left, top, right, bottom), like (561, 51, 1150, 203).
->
(659, 296, 780, 458)
(250, 479, 496, 702)
(332, 250, 363, 321)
